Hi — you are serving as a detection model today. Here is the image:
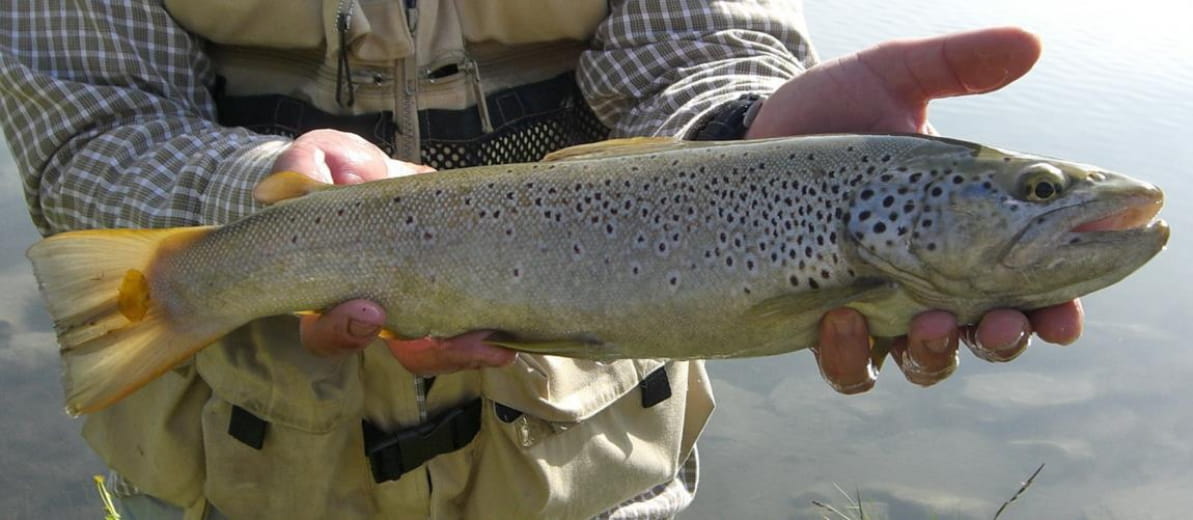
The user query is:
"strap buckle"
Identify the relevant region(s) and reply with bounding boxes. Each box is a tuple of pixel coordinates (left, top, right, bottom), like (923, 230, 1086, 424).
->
(362, 398, 482, 483)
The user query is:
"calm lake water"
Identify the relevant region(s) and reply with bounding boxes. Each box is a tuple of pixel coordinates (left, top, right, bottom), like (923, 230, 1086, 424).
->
(2, 1, 1190, 518)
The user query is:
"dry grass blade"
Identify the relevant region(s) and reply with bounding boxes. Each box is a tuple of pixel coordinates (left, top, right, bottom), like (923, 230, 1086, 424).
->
(812, 499, 857, 520)
(993, 463, 1045, 520)
(811, 483, 866, 520)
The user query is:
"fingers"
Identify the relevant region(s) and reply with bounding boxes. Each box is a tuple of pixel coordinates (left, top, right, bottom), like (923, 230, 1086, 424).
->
(891, 310, 959, 386)
(859, 26, 1042, 105)
(962, 308, 1032, 362)
(385, 331, 517, 377)
(814, 309, 876, 394)
(300, 299, 387, 357)
(299, 299, 517, 375)
(816, 299, 1084, 393)
(272, 129, 429, 185)
(1028, 299, 1083, 345)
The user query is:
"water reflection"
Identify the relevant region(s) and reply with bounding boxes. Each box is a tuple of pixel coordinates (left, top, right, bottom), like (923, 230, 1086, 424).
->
(692, 1, 1193, 518)
(1, 0, 1190, 518)
(0, 141, 101, 518)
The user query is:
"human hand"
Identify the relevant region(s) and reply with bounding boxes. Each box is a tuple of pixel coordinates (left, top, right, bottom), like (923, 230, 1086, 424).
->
(273, 129, 516, 374)
(745, 27, 1083, 392)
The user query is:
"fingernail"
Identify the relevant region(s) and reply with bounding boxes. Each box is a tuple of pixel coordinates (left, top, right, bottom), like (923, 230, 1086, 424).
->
(968, 329, 1031, 362)
(923, 334, 955, 355)
(347, 319, 380, 338)
(831, 314, 861, 337)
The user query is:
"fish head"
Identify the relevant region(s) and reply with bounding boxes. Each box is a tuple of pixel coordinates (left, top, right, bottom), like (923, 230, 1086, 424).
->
(845, 137, 1168, 315)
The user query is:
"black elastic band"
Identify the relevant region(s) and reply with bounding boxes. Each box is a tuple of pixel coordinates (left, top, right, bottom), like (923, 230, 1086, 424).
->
(228, 405, 268, 450)
(362, 398, 482, 483)
(639, 367, 672, 409)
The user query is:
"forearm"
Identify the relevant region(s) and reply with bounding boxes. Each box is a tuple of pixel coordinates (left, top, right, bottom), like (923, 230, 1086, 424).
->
(578, 0, 818, 138)
(0, 0, 288, 234)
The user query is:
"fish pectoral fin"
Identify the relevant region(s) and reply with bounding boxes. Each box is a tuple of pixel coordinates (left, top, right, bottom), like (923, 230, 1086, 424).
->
(541, 137, 685, 162)
(870, 336, 896, 372)
(253, 171, 333, 204)
(745, 279, 894, 326)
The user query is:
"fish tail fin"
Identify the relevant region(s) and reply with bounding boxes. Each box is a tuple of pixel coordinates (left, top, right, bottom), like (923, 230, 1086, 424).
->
(27, 226, 219, 415)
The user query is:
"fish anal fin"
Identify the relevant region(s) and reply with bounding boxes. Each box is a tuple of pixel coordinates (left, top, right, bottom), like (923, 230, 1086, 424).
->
(541, 137, 685, 162)
(253, 171, 331, 204)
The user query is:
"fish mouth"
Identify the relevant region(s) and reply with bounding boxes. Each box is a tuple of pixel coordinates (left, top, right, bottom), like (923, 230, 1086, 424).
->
(1002, 187, 1168, 269)
(1071, 194, 1165, 234)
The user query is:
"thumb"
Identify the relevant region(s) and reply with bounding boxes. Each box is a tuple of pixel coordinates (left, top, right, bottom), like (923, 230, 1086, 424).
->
(859, 26, 1042, 105)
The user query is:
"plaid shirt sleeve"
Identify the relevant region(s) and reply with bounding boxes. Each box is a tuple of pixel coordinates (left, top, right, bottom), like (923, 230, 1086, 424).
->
(579, 0, 818, 138)
(0, 0, 289, 235)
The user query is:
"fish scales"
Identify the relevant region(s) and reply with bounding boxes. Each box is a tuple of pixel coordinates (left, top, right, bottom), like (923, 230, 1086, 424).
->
(164, 136, 910, 359)
(27, 134, 1168, 413)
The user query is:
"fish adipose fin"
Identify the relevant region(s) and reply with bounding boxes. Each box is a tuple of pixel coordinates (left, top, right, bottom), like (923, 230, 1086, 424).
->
(27, 227, 220, 415)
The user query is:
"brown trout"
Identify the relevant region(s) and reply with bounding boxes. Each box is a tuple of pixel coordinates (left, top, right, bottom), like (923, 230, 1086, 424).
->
(27, 134, 1168, 415)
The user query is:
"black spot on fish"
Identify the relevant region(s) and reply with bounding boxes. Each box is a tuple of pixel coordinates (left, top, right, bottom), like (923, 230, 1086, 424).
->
(808, 278, 820, 289)
(882, 195, 894, 207)
(873, 222, 887, 233)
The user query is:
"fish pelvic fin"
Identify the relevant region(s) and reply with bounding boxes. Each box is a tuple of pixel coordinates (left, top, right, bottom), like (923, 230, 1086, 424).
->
(26, 226, 220, 415)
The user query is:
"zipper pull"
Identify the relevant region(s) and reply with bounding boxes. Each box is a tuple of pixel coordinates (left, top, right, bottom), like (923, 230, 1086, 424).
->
(461, 56, 494, 134)
(404, 0, 419, 35)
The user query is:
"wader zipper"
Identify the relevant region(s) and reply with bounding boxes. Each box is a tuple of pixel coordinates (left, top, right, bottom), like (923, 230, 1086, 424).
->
(335, 0, 355, 107)
(393, 0, 422, 162)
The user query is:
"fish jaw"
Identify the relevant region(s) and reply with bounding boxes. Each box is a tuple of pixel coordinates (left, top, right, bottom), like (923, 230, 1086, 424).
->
(994, 174, 1167, 310)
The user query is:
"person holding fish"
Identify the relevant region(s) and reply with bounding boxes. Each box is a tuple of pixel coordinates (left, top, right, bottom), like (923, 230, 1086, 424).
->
(0, 1, 1082, 519)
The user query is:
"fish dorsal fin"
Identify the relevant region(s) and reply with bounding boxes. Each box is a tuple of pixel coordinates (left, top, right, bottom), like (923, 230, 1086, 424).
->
(541, 137, 687, 162)
(253, 171, 332, 205)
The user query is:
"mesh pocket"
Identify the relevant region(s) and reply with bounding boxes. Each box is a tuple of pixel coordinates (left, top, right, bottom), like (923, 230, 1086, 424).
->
(421, 98, 609, 170)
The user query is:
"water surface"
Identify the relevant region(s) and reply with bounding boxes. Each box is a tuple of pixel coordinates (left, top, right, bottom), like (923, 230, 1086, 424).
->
(1, 1, 1190, 518)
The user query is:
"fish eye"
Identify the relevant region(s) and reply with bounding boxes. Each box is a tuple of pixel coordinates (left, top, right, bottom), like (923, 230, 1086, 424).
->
(1019, 163, 1067, 202)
